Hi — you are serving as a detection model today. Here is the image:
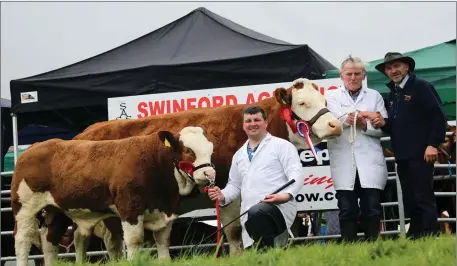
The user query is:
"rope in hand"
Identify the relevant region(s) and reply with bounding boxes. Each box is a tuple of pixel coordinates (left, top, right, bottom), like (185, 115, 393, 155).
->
(348, 111, 359, 182)
(203, 181, 222, 258)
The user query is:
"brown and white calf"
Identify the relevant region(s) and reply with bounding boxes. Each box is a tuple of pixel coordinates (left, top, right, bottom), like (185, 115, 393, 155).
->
(10, 126, 216, 266)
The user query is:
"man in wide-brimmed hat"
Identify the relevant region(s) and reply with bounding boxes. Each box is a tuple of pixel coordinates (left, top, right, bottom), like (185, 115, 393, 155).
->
(368, 52, 447, 239)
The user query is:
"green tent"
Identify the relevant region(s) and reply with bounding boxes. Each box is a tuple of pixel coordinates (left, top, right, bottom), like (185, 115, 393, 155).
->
(326, 39, 456, 120)
(3, 149, 26, 172)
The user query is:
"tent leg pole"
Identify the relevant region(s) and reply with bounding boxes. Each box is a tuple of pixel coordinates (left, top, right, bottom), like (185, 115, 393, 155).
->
(11, 113, 18, 166)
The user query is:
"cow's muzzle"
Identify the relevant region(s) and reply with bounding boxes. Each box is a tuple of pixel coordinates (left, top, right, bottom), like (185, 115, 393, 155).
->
(175, 160, 216, 184)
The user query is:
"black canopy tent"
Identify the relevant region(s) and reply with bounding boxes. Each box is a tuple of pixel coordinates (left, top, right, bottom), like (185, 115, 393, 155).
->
(9, 7, 336, 132)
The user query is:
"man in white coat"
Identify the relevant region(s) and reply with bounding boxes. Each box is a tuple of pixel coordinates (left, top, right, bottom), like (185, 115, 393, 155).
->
(325, 55, 388, 242)
(207, 106, 305, 250)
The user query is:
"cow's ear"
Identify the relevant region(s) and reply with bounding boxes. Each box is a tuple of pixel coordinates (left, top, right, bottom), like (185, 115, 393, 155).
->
(311, 83, 319, 91)
(274, 87, 291, 107)
(158, 131, 179, 150)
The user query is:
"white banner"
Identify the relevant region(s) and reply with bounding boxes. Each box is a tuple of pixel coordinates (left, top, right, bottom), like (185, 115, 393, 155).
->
(297, 142, 337, 211)
(107, 78, 360, 214)
(107, 78, 354, 120)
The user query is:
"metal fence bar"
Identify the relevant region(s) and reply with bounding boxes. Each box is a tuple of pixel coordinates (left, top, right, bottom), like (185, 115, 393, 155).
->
(381, 218, 411, 223)
(290, 230, 401, 243)
(381, 217, 457, 223)
(1, 171, 14, 177)
(381, 202, 398, 207)
(1, 190, 11, 195)
(0, 242, 232, 262)
(381, 132, 454, 142)
(433, 175, 456, 181)
(395, 163, 406, 237)
(435, 164, 457, 168)
(438, 218, 457, 222)
(1, 230, 13, 236)
(435, 192, 457, 197)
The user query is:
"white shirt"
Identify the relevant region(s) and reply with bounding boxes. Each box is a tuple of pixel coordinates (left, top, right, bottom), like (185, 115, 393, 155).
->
(221, 133, 305, 247)
(397, 74, 410, 89)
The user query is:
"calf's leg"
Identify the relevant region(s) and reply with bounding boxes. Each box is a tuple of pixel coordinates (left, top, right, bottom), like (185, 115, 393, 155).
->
(121, 215, 144, 260)
(220, 197, 243, 256)
(152, 222, 173, 260)
(74, 227, 92, 264)
(15, 211, 41, 266)
(40, 226, 59, 266)
(94, 218, 124, 261)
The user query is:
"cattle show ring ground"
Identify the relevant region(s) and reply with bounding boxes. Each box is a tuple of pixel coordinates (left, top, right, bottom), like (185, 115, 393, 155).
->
(52, 235, 455, 266)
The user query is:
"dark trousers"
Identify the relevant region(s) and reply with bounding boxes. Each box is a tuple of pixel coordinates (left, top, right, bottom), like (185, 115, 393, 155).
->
(336, 173, 382, 242)
(244, 202, 287, 250)
(396, 158, 439, 239)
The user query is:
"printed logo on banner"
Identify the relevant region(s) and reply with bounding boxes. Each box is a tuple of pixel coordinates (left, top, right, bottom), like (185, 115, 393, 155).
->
(20, 91, 38, 104)
(116, 102, 132, 120)
(296, 141, 338, 211)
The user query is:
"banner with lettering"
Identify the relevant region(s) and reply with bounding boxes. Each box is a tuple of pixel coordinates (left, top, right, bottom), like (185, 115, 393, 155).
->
(107, 78, 362, 213)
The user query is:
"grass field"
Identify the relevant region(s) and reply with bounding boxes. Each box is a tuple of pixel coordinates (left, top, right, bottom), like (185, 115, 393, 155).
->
(54, 235, 456, 266)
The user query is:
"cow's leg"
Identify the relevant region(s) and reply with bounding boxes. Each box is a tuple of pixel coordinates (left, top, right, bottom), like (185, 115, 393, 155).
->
(40, 225, 59, 266)
(74, 226, 92, 264)
(15, 212, 40, 266)
(220, 197, 243, 256)
(39, 208, 72, 266)
(121, 215, 144, 260)
(93, 219, 123, 261)
(152, 222, 173, 260)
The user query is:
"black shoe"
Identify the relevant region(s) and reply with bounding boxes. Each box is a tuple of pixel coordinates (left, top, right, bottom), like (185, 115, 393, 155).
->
(339, 220, 358, 243)
(362, 216, 381, 242)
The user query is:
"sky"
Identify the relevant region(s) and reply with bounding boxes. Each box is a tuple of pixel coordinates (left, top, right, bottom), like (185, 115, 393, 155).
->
(1, 1, 456, 100)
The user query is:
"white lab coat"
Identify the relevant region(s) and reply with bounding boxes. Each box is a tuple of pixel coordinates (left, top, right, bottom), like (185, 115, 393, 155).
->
(221, 133, 305, 248)
(324, 86, 388, 191)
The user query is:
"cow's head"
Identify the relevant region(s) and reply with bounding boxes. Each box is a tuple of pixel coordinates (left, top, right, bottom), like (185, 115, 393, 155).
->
(274, 78, 343, 149)
(159, 126, 216, 195)
(438, 125, 456, 165)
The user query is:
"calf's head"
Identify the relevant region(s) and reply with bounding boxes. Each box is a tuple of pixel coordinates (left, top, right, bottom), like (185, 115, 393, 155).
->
(275, 78, 343, 149)
(159, 126, 216, 187)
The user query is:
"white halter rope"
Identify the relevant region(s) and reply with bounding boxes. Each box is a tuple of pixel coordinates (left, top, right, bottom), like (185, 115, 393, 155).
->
(348, 111, 359, 182)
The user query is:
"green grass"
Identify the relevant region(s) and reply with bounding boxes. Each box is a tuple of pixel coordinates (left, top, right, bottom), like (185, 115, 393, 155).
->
(55, 235, 456, 266)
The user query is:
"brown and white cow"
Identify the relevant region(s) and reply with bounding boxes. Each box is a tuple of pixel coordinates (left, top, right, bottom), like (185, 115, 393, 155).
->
(11, 126, 216, 266)
(62, 78, 343, 259)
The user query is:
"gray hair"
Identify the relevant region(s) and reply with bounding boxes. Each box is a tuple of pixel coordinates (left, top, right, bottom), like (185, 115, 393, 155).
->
(340, 55, 369, 73)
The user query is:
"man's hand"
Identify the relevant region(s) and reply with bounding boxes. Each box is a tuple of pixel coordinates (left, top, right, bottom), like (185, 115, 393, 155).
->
(346, 112, 367, 130)
(207, 186, 225, 203)
(346, 112, 356, 125)
(361, 111, 385, 129)
(424, 146, 438, 164)
(261, 193, 292, 204)
(356, 113, 367, 130)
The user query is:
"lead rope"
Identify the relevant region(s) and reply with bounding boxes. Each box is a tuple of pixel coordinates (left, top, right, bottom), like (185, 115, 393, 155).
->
(203, 181, 222, 258)
(348, 111, 359, 183)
